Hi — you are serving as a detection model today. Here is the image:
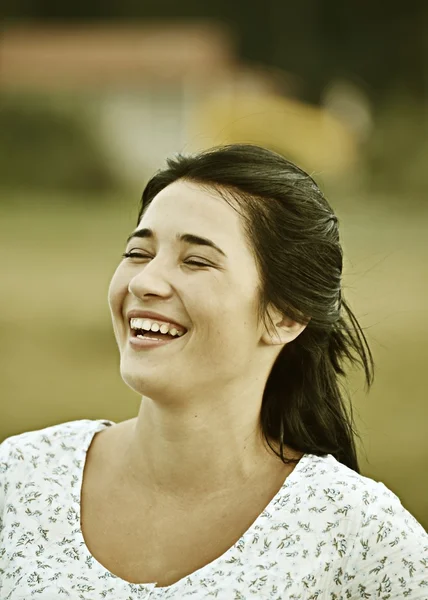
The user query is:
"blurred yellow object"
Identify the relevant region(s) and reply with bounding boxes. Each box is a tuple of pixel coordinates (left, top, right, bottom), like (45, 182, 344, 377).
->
(189, 92, 358, 177)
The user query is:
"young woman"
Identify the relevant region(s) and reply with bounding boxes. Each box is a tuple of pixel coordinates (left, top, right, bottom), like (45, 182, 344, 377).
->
(1, 144, 427, 599)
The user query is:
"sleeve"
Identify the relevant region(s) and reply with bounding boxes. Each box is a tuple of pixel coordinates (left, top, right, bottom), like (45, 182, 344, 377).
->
(341, 482, 428, 599)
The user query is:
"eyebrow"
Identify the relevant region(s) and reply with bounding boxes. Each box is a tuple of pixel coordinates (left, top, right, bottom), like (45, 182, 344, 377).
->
(126, 228, 227, 258)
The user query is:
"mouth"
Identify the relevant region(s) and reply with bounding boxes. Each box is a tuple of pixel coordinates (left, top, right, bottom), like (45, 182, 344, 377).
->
(128, 326, 188, 350)
(127, 316, 189, 349)
(129, 327, 187, 341)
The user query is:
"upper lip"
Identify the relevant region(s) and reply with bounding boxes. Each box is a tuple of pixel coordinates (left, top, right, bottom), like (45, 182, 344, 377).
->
(126, 309, 188, 332)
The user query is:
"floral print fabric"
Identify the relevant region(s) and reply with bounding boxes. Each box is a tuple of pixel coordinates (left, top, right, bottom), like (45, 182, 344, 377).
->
(1, 419, 427, 599)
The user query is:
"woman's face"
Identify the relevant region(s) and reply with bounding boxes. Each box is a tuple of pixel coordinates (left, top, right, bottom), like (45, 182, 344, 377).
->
(108, 179, 271, 400)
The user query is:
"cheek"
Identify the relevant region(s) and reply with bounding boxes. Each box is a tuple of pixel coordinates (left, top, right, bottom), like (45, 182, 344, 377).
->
(108, 266, 128, 315)
(201, 292, 258, 344)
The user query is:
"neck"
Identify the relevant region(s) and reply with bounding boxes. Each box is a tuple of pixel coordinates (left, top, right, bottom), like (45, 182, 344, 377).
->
(116, 393, 297, 502)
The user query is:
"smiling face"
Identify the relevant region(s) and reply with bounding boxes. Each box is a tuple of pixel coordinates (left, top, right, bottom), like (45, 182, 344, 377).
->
(108, 179, 277, 401)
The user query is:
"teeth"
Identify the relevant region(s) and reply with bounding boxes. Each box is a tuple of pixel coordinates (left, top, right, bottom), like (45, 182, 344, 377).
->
(130, 317, 186, 337)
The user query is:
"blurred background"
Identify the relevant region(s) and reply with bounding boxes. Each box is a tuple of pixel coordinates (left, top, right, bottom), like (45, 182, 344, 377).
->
(1, 2, 427, 528)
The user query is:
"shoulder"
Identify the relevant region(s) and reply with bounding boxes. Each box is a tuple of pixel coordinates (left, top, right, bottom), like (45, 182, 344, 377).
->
(1, 418, 113, 458)
(296, 454, 428, 597)
(298, 452, 415, 504)
(0, 419, 114, 493)
(296, 453, 426, 533)
(294, 452, 393, 508)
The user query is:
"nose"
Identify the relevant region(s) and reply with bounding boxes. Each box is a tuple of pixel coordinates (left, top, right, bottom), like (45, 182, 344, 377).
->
(128, 257, 173, 299)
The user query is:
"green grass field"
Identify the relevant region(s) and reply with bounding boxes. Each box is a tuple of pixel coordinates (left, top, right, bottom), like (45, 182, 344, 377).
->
(1, 190, 427, 530)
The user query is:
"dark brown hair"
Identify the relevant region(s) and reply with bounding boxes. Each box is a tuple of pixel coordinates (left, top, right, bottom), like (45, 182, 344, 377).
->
(137, 144, 374, 472)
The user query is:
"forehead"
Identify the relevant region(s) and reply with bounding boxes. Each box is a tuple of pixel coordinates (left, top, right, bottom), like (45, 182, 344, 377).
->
(138, 180, 244, 243)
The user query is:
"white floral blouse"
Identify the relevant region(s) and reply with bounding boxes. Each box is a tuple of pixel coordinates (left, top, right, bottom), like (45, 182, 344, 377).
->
(0, 419, 427, 599)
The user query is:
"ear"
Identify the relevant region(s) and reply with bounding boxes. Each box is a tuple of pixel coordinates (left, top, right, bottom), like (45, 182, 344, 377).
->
(261, 306, 310, 346)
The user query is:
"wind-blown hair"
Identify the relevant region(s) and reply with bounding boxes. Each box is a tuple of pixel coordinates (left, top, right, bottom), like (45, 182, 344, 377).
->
(137, 144, 374, 472)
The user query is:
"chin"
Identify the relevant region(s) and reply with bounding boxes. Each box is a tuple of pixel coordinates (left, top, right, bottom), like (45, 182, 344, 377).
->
(119, 362, 170, 398)
(121, 373, 153, 397)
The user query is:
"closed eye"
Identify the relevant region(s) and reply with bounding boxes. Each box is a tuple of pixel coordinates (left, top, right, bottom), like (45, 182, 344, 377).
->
(121, 251, 212, 267)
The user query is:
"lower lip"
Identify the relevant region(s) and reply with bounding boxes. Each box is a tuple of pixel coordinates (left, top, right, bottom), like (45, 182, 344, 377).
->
(129, 333, 185, 350)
